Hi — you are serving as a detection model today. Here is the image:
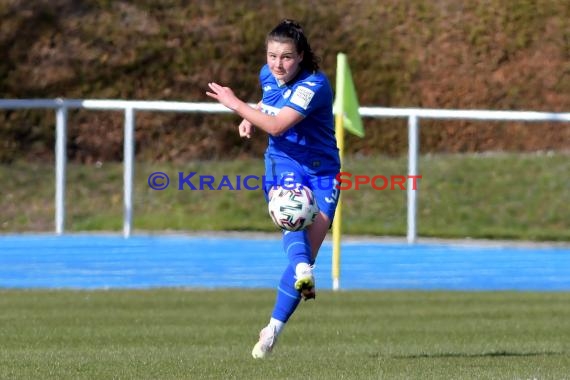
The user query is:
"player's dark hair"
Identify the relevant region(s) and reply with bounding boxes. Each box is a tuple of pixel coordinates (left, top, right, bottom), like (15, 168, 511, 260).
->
(266, 19, 320, 72)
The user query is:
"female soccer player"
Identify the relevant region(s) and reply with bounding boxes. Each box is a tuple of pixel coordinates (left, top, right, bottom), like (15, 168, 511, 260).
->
(206, 19, 340, 359)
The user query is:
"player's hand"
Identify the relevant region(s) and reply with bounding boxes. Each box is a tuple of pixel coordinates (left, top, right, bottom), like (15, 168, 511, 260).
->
(238, 119, 254, 139)
(206, 82, 241, 111)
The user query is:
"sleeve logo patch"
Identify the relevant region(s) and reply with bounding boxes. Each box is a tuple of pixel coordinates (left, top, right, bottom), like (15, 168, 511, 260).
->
(290, 86, 315, 110)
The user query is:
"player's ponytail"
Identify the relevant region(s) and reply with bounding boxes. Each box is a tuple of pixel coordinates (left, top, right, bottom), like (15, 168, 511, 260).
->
(266, 19, 320, 73)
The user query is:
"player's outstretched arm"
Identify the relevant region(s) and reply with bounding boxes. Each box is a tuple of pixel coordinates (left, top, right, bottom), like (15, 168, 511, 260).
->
(206, 82, 303, 136)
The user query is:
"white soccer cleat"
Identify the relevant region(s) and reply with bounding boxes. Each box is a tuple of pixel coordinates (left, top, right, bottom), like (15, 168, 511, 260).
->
(294, 263, 316, 300)
(252, 325, 277, 359)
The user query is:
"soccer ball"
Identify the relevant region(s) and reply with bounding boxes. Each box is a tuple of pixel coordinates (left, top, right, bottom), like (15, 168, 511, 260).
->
(268, 185, 320, 232)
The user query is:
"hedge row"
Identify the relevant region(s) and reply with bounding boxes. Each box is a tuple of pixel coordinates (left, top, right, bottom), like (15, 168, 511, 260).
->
(1, 0, 568, 163)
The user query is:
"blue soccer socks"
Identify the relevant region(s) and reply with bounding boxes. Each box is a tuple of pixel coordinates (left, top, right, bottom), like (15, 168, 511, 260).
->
(283, 230, 312, 268)
(271, 264, 302, 323)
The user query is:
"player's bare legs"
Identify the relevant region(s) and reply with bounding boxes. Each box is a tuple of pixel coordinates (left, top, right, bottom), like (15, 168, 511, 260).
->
(308, 211, 331, 260)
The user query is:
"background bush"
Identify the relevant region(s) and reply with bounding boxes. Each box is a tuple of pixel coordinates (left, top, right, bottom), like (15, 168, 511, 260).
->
(1, 0, 569, 163)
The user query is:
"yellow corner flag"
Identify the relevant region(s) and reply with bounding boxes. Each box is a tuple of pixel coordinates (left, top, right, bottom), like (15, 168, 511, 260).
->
(333, 53, 364, 138)
(332, 53, 363, 291)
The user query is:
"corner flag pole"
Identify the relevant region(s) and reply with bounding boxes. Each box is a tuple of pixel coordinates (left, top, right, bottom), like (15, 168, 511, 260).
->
(332, 53, 363, 291)
(332, 54, 346, 292)
(332, 111, 344, 291)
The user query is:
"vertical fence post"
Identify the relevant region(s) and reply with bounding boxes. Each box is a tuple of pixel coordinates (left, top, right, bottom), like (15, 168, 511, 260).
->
(407, 115, 419, 244)
(55, 100, 67, 235)
(123, 107, 135, 238)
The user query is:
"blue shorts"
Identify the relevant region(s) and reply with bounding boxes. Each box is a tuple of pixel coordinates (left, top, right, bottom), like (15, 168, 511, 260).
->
(264, 152, 340, 222)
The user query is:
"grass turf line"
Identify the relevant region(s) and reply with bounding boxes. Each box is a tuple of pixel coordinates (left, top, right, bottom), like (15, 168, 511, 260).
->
(0, 289, 569, 379)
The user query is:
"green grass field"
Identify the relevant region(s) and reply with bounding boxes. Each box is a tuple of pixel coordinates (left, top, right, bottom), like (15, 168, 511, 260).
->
(2, 152, 569, 378)
(1, 152, 569, 241)
(1, 289, 569, 379)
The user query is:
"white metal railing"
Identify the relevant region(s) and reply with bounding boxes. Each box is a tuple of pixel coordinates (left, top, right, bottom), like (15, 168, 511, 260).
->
(1, 99, 569, 242)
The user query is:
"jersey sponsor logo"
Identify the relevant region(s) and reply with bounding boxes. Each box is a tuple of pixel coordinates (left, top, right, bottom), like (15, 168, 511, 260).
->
(290, 86, 315, 110)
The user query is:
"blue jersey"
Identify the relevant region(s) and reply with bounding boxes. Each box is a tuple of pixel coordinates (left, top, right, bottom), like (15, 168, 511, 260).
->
(259, 64, 340, 174)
